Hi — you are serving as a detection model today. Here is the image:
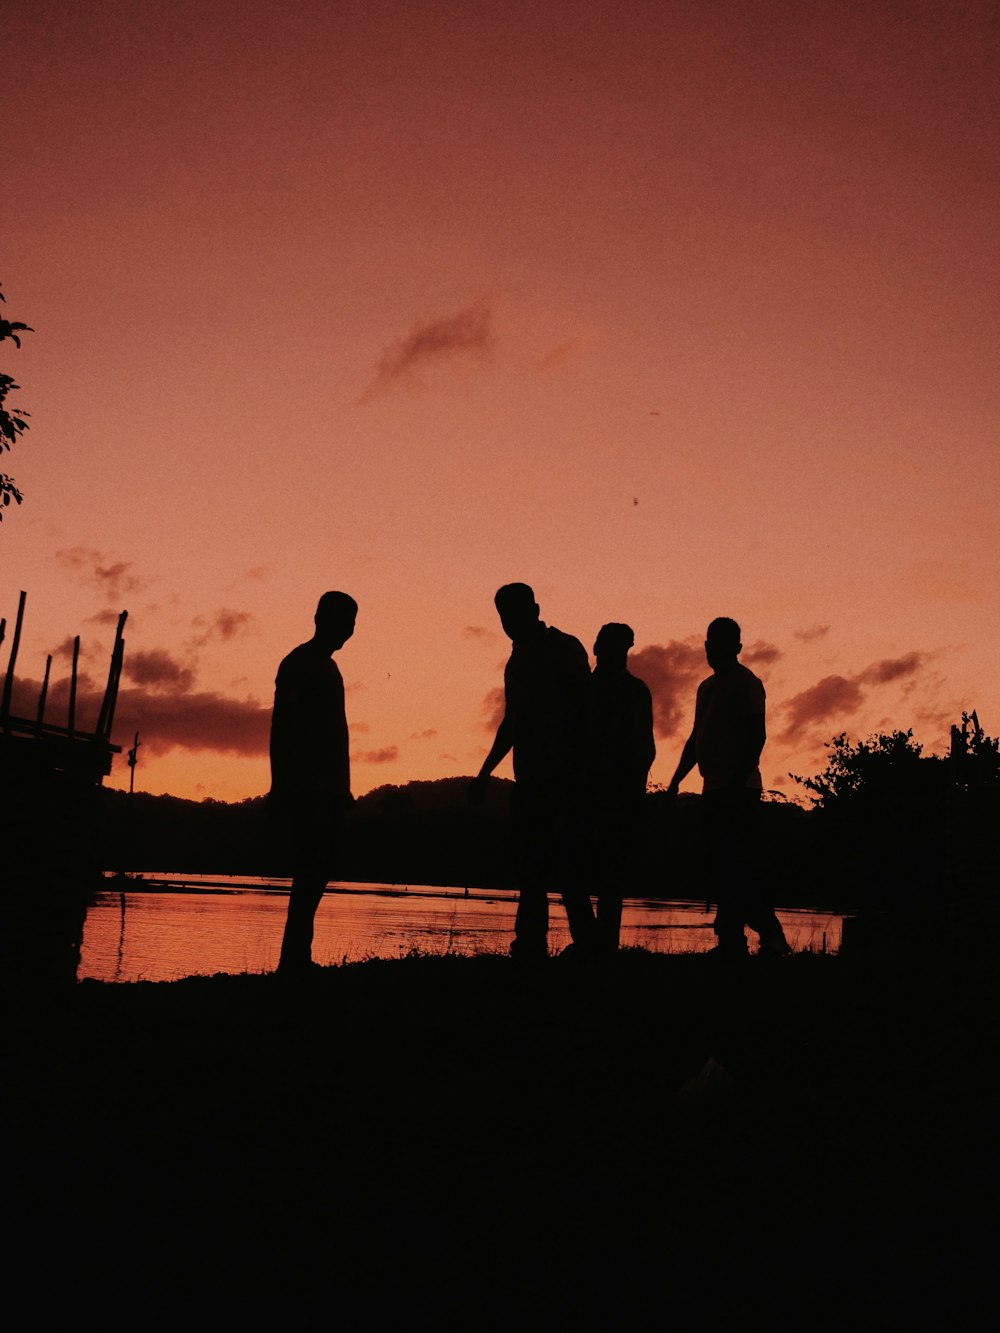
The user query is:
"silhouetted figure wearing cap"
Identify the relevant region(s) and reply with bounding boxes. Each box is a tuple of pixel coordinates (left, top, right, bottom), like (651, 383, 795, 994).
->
(587, 623, 655, 951)
(667, 617, 789, 958)
(470, 584, 595, 960)
(268, 591, 358, 976)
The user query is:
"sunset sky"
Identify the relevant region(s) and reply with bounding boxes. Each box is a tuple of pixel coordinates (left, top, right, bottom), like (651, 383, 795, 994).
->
(3, 0, 998, 803)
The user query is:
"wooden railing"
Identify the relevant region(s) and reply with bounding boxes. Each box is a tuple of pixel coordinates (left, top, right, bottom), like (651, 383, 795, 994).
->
(1, 590, 125, 772)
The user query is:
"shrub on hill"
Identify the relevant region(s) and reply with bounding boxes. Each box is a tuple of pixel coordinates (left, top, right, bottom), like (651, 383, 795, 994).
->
(790, 714, 998, 909)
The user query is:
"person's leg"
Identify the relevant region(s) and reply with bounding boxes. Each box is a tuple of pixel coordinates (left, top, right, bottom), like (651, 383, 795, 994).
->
(276, 808, 338, 974)
(554, 795, 596, 951)
(595, 891, 623, 952)
(734, 790, 789, 953)
(278, 875, 326, 973)
(511, 787, 549, 959)
(702, 790, 749, 954)
(512, 884, 548, 958)
(561, 883, 597, 949)
(594, 806, 627, 952)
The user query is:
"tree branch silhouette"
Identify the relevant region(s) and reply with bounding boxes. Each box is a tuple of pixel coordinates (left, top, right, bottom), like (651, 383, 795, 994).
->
(0, 283, 34, 521)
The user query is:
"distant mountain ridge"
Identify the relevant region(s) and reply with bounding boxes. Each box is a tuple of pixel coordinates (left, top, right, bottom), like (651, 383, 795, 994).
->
(92, 777, 817, 905)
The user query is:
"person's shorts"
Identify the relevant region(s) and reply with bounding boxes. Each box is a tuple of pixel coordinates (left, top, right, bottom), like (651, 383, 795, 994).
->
(267, 794, 342, 879)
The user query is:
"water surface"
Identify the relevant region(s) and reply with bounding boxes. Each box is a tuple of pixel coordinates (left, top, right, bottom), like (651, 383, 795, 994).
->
(79, 873, 845, 982)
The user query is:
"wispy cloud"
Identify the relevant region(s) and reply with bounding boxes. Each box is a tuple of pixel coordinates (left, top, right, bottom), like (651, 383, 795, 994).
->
(912, 698, 964, 744)
(190, 608, 256, 648)
(410, 728, 437, 740)
(629, 639, 706, 740)
(905, 559, 983, 604)
(742, 640, 783, 668)
(53, 635, 89, 660)
(777, 652, 927, 743)
(87, 608, 125, 627)
(794, 624, 830, 643)
(361, 300, 494, 401)
(537, 337, 584, 372)
(351, 746, 399, 765)
(856, 652, 926, 686)
(463, 625, 496, 642)
(56, 546, 145, 601)
(778, 675, 866, 742)
(124, 648, 195, 693)
(481, 686, 506, 732)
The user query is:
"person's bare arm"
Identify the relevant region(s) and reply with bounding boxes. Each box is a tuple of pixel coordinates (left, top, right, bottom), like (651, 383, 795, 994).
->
(730, 714, 765, 789)
(638, 683, 656, 777)
(469, 717, 513, 803)
(666, 729, 697, 796)
(268, 672, 302, 793)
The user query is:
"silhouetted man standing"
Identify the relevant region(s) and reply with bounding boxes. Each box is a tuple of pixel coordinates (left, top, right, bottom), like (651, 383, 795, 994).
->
(470, 583, 595, 960)
(269, 591, 358, 976)
(588, 623, 655, 951)
(667, 616, 789, 958)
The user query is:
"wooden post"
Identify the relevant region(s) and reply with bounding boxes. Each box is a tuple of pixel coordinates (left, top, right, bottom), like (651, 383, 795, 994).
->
(1, 589, 27, 727)
(68, 636, 80, 737)
(96, 610, 128, 738)
(104, 634, 126, 738)
(36, 654, 52, 731)
(127, 731, 140, 797)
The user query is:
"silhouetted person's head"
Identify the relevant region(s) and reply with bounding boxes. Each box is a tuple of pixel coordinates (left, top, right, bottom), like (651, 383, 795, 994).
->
(494, 583, 540, 642)
(314, 591, 358, 653)
(705, 616, 741, 672)
(594, 622, 634, 673)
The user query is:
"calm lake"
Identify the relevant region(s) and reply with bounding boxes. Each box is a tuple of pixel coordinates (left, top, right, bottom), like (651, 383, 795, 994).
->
(79, 873, 847, 982)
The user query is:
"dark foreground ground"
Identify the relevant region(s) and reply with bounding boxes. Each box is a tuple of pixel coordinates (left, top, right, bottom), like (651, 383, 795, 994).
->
(5, 942, 996, 1329)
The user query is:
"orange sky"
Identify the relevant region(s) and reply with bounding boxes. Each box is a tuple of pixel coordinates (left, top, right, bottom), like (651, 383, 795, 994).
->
(3, 0, 998, 802)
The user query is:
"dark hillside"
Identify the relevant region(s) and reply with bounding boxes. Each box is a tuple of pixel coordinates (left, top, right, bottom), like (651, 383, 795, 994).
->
(91, 765, 995, 918)
(93, 779, 823, 902)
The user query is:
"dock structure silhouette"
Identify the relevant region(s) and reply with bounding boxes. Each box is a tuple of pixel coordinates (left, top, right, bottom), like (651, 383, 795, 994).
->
(1, 590, 126, 769)
(1, 590, 127, 985)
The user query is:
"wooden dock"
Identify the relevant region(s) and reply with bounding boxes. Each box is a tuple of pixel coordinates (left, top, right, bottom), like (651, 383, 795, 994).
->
(1, 591, 127, 986)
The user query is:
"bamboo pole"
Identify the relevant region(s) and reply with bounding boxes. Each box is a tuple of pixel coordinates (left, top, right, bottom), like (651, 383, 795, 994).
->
(1, 590, 27, 727)
(69, 635, 80, 737)
(36, 654, 52, 731)
(104, 634, 126, 738)
(96, 610, 128, 738)
(128, 731, 140, 796)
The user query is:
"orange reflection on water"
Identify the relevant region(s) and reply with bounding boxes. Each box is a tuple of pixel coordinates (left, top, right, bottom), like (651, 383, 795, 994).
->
(79, 878, 845, 983)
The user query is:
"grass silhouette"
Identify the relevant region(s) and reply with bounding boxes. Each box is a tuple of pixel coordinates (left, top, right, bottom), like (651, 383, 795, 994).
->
(6, 942, 993, 1326)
